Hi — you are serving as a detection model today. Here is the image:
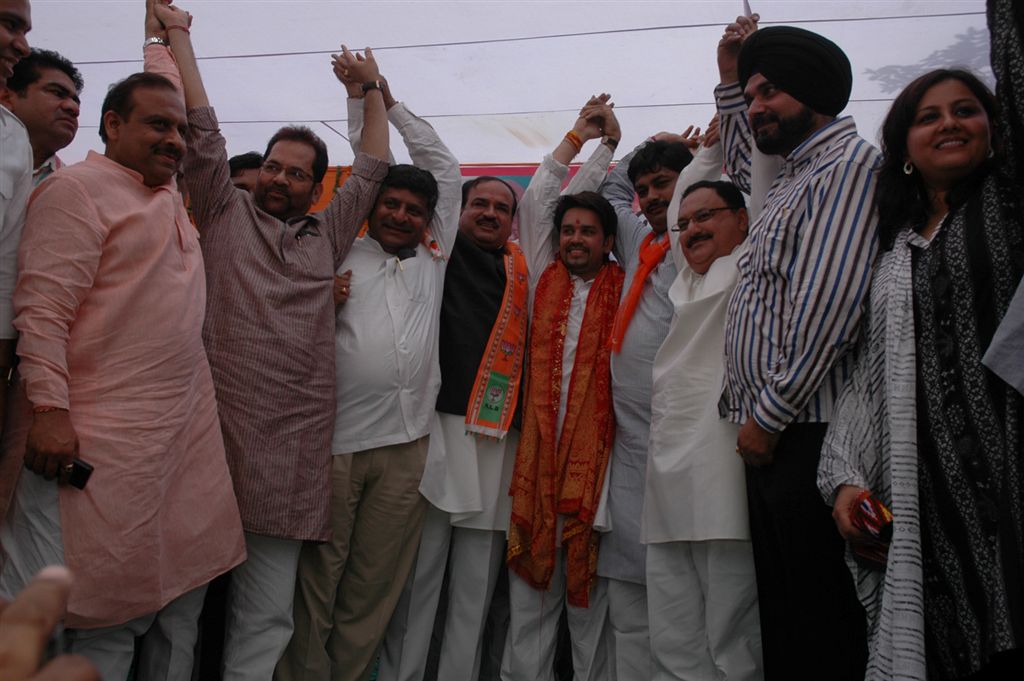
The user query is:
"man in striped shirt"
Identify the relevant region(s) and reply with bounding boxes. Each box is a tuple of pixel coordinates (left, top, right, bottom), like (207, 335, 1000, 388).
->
(716, 17, 879, 681)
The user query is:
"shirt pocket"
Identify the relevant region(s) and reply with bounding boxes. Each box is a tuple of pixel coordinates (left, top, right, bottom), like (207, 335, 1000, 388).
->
(397, 255, 433, 304)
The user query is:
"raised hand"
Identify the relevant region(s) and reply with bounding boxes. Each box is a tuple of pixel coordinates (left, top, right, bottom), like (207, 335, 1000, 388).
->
(653, 126, 702, 149)
(717, 13, 759, 84)
(145, 0, 167, 39)
(332, 46, 381, 88)
(573, 93, 613, 143)
(332, 49, 365, 98)
(153, 0, 191, 31)
(702, 113, 721, 148)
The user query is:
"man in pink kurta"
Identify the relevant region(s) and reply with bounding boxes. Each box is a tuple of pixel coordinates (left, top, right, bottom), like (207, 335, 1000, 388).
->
(0, 68, 245, 680)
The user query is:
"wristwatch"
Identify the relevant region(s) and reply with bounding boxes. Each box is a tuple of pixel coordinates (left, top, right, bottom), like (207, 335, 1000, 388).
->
(361, 80, 384, 94)
(143, 36, 167, 48)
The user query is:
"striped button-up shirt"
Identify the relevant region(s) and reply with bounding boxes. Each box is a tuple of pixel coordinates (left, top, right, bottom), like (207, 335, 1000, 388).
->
(715, 82, 881, 433)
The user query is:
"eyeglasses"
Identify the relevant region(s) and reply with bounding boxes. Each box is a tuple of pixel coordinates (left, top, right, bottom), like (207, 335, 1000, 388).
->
(260, 161, 314, 184)
(670, 206, 739, 232)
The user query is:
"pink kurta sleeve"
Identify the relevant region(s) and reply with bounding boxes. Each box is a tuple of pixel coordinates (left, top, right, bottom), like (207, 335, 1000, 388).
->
(13, 176, 108, 409)
(143, 43, 184, 97)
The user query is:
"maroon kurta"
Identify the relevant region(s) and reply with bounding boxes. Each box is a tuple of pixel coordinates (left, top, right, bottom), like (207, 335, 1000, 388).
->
(185, 107, 387, 541)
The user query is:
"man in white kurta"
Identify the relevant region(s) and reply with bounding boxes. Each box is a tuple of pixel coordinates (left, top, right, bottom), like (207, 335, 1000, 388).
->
(279, 74, 462, 681)
(379, 172, 523, 681)
(598, 122, 723, 679)
(644, 149, 762, 681)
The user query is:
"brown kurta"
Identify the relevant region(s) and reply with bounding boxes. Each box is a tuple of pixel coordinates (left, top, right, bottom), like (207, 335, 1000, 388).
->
(185, 107, 388, 541)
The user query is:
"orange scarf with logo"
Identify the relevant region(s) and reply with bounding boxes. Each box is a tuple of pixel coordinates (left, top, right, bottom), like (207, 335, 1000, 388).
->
(507, 259, 624, 608)
(609, 231, 671, 352)
(464, 242, 529, 438)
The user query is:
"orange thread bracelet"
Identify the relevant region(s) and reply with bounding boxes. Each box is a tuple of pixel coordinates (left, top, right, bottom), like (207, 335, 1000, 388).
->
(564, 130, 583, 152)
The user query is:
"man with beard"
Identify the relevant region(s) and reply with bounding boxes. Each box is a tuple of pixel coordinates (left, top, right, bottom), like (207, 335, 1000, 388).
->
(502, 99, 624, 681)
(0, 48, 81, 185)
(0, 58, 244, 680)
(276, 62, 461, 681)
(151, 2, 390, 678)
(715, 16, 879, 680)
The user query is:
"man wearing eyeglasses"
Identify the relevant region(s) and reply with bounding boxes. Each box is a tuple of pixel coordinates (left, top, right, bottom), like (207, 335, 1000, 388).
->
(643, 163, 764, 680)
(149, 2, 390, 678)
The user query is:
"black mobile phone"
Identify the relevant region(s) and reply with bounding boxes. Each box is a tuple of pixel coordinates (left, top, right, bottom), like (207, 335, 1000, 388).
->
(67, 458, 94, 490)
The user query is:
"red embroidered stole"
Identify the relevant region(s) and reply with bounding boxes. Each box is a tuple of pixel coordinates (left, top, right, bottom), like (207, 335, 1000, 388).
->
(609, 231, 671, 352)
(464, 242, 529, 438)
(508, 260, 624, 608)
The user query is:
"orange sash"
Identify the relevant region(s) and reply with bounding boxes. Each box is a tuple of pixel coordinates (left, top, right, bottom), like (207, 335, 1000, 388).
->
(507, 260, 624, 608)
(464, 242, 529, 438)
(609, 231, 671, 352)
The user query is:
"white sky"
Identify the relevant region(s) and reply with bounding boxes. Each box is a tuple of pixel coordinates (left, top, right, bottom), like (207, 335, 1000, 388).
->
(27, 0, 989, 166)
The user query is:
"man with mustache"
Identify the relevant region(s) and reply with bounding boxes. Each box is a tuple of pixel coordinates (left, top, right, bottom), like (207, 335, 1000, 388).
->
(715, 15, 880, 680)
(377, 166, 524, 680)
(276, 61, 461, 681)
(644, 164, 764, 680)
(502, 99, 624, 681)
(0, 0, 31, 443)
(150, 1, 390, 677)
(0, 48, 81, 185)
(0, 34, 245, 681)
(593, 106, 709, 677)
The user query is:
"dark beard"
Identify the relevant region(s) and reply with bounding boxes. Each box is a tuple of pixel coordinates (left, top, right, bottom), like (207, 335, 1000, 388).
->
(752, 105, 817, 156)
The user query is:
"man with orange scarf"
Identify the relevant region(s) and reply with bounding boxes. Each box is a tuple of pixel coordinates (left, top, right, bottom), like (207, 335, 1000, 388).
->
(595, 114, 701, 678)
(502, 96, 624, 681)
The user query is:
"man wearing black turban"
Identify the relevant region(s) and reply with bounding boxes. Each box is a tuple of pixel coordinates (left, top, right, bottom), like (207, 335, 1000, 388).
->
(715, 14, 880, 681)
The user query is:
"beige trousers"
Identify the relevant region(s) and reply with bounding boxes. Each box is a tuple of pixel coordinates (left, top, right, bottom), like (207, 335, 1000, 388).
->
(276, 437, 429, 681)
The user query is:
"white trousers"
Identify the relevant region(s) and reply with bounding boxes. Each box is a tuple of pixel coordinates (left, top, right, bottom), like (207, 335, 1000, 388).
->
(606, 578, 651, 680)
(380, 503, 506, 681)
(67, 585, 208, 681)
(223, 531, 302, 681)
(646, 540, 762, 681)
(500, 550, 612, 681)
(0, 470, 207, 681)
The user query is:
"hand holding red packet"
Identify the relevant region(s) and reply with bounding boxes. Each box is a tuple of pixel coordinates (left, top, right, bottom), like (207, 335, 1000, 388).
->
(848, 489, 893, 571)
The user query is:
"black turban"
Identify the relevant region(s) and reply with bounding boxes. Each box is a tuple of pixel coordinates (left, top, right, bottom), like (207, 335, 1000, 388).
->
(737, 26, 852, 117)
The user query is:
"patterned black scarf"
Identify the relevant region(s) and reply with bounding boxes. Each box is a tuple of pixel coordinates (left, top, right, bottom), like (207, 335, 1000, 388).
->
(912, 2, 1024, 678)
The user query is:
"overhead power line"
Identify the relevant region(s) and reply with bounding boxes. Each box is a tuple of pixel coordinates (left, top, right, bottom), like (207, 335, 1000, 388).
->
(72, 95, 904, 129)
(75, 10, 984, 66)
